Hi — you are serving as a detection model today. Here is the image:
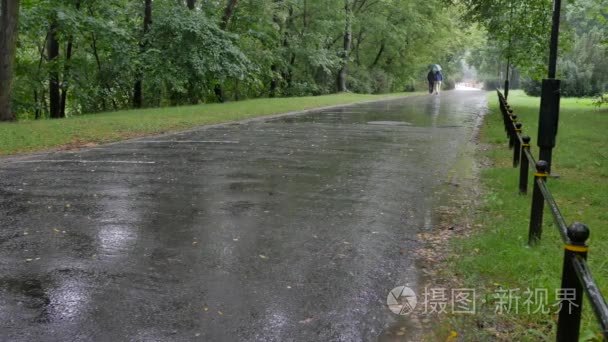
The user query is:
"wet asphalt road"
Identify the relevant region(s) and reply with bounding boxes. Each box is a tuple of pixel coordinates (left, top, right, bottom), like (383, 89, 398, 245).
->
(0, 90, 486, 341)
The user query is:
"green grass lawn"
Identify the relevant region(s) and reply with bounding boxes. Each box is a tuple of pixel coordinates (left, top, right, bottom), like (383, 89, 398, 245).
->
(0, 92, 418, 156)
(449, 90, 608, 341)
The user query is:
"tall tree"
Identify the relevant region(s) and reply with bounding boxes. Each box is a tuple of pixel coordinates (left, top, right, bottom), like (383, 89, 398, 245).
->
(214, 0, 239, 102)
(133, 0, 152, 108)
(220, 0, 238, 30)
(59, 0, 82, 117)
(0, 0, 21, 121)
(337, 0, 352, 92)
(269, 0, 284, 97)
(48, 18, 61, 118)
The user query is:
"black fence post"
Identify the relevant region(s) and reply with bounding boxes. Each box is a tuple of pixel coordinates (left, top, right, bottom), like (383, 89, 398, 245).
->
(537, 79, 561, 174)
(499, 96, 509, 134)
(556, 222, 589, 342)
(506, 108, 513, 135)
(513, 123, 522, 167)
(508, 115, 517, 149)
(528, 160, 548, 245)
(519, 136, 531, 194)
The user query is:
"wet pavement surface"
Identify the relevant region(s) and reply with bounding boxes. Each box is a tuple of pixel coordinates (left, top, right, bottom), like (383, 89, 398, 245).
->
(0, 91, 487, 341)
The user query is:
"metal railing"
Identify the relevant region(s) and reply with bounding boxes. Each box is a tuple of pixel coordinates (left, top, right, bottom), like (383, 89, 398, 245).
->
(496, 90, 608, 341)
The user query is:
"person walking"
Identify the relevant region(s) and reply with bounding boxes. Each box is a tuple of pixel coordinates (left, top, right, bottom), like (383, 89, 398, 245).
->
(433, 70, 443, 95)
(427, 70, 435, 94)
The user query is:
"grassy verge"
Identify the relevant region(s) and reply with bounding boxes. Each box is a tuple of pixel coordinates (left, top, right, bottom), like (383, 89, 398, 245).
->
(446, 90, 607, 340)
(0, 92, 418, 156)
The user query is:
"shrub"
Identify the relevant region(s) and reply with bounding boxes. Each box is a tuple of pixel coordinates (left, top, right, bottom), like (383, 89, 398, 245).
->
(482, 79, 502, 91)
(369, 69, 394, 94)
(521, 78, 542, 96)
(443, 79, 455, 90)
(346, 69, 373, 94)
(593, 93, 608, 108)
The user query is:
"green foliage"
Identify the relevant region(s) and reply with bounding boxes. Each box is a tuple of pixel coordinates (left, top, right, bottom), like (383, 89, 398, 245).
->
(347, 68, 394, 94)
(9, 0, 474, 120)
(465, 0, 608, 98)
(144, 4, 253, 106)
(520, 5, 608, 98)
(558, 28, 608, 97)
(521, 78, 542, 96)
(459, 0, 552, 78)
(592, 93, 608, 108)
(14, 0, 140, 117)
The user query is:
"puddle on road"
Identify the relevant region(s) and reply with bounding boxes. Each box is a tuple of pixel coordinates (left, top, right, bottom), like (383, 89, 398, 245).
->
(366, 121, 412, 126)
(267, 92, 484, 129)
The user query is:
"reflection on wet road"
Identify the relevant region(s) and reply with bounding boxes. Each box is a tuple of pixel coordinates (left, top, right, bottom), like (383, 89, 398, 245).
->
(0, 91, 486, 341)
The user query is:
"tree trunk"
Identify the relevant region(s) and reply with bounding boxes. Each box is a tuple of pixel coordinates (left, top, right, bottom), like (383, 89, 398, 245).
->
(133, 0, 152, 108)
(90, 29, 117, 111)
(354, 29, 363, 66)
(234, 79, 240, 101)
(213, 84, 224, 103)
(281, 4, 295, 89)
(0, 0, 21, 121)
(269, 0, 283, 97)
(48, 20, 62, 119)
(186, 0, 196, 10)
(34, 35, 48, 118)
(59, 38, 73, 117)
(269, 64, 279, 97)
(213, 0, 239, 102)
(59, 0, 81, 117)
(220, 0, 239, 30)
(337, 0, 352, 92)
(370, 40, 385, 68)
(34, 90, 40, 119)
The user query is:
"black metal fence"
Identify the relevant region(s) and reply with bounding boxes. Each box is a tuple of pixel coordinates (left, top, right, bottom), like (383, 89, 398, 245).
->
(496, 90, 608, 341)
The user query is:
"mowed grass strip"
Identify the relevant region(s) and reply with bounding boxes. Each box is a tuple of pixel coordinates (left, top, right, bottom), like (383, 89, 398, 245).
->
(0, 92, 418, 156)
(451, 90, 608, 339)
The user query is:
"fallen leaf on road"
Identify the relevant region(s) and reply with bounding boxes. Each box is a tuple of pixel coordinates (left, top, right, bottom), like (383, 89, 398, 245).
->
(299, 318, 314, 324)
(259, 254, 269, 260)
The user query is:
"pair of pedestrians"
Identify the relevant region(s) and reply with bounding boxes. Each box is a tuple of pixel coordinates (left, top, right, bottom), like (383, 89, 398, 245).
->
(427, 68, 443, 95)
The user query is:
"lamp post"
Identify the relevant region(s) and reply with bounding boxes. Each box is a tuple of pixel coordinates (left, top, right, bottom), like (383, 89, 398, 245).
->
(536, 0, 562, 173)
(504, 56, 510, 100)
(504, 0, 514, 100)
